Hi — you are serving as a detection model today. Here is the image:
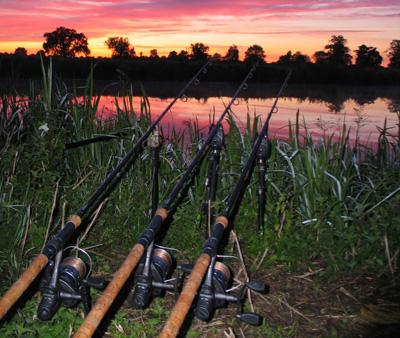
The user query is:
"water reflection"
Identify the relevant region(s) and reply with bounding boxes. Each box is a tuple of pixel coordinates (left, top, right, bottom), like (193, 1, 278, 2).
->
(97, 93, 398, 146)
(1, 81, 399, 145)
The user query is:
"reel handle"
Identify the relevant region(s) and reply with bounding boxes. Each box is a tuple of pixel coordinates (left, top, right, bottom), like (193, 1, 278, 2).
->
(84, 277, 107, 290)
(236, 312, 263, 326)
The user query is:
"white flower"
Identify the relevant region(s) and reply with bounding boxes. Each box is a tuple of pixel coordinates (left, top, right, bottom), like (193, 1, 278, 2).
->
(39, 123, 49, 136)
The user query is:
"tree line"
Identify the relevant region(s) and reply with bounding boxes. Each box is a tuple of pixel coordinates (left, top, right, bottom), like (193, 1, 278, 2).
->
(9, 26, 400, 68)
(1, 26, 400, 84)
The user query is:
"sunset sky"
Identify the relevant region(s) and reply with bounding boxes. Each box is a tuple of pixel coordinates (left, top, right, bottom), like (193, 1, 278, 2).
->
(0, 0, 399, 63)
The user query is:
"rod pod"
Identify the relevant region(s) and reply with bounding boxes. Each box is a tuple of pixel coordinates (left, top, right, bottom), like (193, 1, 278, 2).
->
(73, 64, 258, 338)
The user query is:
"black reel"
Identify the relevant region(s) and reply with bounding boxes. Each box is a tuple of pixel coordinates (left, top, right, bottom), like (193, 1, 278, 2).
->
(256, 136, 272, 163)
(132, 247, 181, 309)
(203, 124, 225, 191)
(184, 259, 269, 326)
(37, 250, 107, 321)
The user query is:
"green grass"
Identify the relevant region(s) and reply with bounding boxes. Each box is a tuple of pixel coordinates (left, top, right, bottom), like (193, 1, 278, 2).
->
(0, 61, 399, 336)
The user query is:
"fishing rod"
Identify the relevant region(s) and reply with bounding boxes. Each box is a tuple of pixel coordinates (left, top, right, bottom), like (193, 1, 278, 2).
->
(160, 71, 291, 338)
(73, 64, 258, 338)
(0, 61, 212, 321)
(36, 128, 164, 321)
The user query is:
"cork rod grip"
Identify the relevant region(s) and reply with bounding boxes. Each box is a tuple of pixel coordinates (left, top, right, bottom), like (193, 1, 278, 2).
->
(0, 254, 49, 319)
(160, 253, 211, 338)
(73, 243, 145, 338)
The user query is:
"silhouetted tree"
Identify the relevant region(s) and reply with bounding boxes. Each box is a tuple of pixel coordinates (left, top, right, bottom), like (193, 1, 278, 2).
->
(244, 44, 266, 64)
(150, 49, 159, 58)
(278, 50, 310, 65)
(355, 44, 382, 68)
(168, 50, 178, 59)
(177, 50, 189, 62)
(167, 50, 189, 62)
(278, 51, 293, 64)
(324, 35, 352, 66)
(105, 37, 135, 58)
(313, 50, 329, 64)
(14, 47, 27, 56)
(190, 43, 209, 61)
(292, 51, 310, 65)
(212, 53, 222, 61)
(43, 26, 90, 57)
(388, 40, 400, 69)
(225, 45, 239, 62)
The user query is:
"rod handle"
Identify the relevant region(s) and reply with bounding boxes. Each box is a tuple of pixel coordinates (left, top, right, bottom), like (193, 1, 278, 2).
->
(73, 243, 145, 338)
(0, 254, 48, 319)
(160, 253, 211, 338)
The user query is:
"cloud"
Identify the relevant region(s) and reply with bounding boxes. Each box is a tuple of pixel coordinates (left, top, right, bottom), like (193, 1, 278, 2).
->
(0, 0, 398, 59)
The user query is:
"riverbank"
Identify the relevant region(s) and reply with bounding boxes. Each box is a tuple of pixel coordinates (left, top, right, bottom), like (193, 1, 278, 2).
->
(0, 69, 399, 337)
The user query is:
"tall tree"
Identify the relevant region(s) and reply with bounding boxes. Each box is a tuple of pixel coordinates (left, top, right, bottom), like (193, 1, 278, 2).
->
(190, 43, 209, 61)
(355, 44, 382, 68)
(388, 40, 400, 69)
(105, 37, 135, 58)
(244, 44, 266, 64)
(14, 47, 27, 56)
(43, 26, 90, 57)
(225, 45, 239, 62)
(324, 35, 352, 66)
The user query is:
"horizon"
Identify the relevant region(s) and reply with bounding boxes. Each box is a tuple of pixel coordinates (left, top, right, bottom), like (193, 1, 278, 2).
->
(0, 1, 399, 64)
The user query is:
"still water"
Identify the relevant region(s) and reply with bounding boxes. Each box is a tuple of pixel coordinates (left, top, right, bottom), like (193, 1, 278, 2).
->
(96, 82, 399, 146)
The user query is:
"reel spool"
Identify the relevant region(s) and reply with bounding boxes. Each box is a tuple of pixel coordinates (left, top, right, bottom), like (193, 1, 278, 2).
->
(37, 247, 107, 321)
(195, 260, 232, 321)
(212, 262, 231, 307)
(132, 248, 175, 308)
(58, 256, 87, 307)
(152, 249, 173, 285)
(194, 259, 268, 325)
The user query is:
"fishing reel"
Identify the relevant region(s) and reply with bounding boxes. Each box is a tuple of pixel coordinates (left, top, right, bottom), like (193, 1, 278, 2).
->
(257, 136, 271, 164)
(37, 247, 107, 321)
(181, 258, 268, 326)
(204, 124, 225, 189)
(132, 245, 181, 309)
